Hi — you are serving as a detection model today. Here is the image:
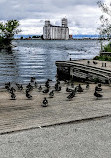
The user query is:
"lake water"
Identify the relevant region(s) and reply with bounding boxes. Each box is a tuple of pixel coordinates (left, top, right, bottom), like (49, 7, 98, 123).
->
(0, 40, 101, 86)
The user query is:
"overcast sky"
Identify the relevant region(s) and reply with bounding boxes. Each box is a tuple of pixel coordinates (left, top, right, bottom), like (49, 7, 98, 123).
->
(0, 0, 109, 35)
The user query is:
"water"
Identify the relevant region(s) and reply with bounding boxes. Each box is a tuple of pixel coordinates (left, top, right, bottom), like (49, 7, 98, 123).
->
(0, 40, 101, 86)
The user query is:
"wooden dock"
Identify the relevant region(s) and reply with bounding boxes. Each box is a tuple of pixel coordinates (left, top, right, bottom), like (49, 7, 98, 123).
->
(56, 60, 111, 83)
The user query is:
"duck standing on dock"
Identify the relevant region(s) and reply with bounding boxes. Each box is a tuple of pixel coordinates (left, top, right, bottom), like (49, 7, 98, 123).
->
(26, 83, 33, 91)
(16, 83, 23, 91)
(34, 81, 38, 88)
(5, 82, 11, 91)
(49, 90, 54, 98)
(66, 87, 73, 93)
(95, 86, 102, 92)
(10, 87, 16, 93)
(71, 82, 74, 88)
(86, 83, 89, 89)
(67, 90, 75, 100)
(38, 85, 42, 91)
(45, 79, 51, 88)
(56, 79, 60, 85)
(10, 91, 16, 100)
(42, 88, 49, 94)
(77, 84, 83, 92)
(26, 89, 32, 99)
(42, 97, 48, 107)
(94, 90, 103, 99)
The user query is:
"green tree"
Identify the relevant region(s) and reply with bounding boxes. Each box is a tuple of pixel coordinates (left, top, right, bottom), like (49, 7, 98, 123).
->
(97, 1, 111, 40)
(0, 20, 20, 47)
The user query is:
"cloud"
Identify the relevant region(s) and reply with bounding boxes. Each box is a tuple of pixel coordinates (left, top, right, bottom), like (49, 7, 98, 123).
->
(0, 0, 105, 34)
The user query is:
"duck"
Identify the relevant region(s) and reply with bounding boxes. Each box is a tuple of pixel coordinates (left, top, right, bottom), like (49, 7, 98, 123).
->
(67, 90, 75, 100)
(49, 90, 54, 98)
(5, 82, 10, 87)
(16, 83, 23, 90)
(38, 85, 42, 91)
(26, 89, 32, 99)
(30, 77, 36, 83)
(42, 88, 49, 94)
(26, 93, 32, 99)
(26, 83, 33, 91)
(93, 61, 98, 65)
(42, 97, 48, 107)
(11, 92, 16, 100)
(34, 81, 38, 88)
(87, 61, 90, 64)
(94, 91, 102, 99)
(95, 86, 102, 91)
(77, 84, 83, 92)
(10, 87, 16, 93)
(66, 87, 73, 92)
(56, 79, 60, 85)
(5, 82, 11, 91)
(98, 83, 101, 87)
(86, 83, 89, 89)
(56, 86, 61, 92)
(45, 82, 50, 88)
(71, 82, 74, 88)
(55, 83, 59, 91)
(20, 84, 23, 90)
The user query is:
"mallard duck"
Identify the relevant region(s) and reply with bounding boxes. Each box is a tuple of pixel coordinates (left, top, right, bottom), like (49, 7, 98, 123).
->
(34, 82, 38, 88)
(98, 83, 101, 87)
(56, 86, 61, 92)
(30, 77, 36, 83)
(10, 87, 16, 93)
(26, 90, 32, 99)
(94, 91, 102, 99)
(95, 86, 102, 91)
(71, 82, 74, 88)
(86, 83, 89, 89)
(77, 84, 83, 92)
(38, 85, 42, 91)
(42, 97, 48, 107)
(42, 88, 49, 94)
(11, 92, 16, 100)
(49, 90, 54, 98)
(67, 90, 75, 100)
(26, 83, 33, 91)
(66, 87, 73, 92)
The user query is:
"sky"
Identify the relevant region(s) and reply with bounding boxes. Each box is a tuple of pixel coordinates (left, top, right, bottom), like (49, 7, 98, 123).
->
(0, 0, 110, 35)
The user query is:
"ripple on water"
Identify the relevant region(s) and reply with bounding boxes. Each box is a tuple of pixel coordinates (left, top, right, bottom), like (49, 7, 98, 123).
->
(0, 40, 100, 85)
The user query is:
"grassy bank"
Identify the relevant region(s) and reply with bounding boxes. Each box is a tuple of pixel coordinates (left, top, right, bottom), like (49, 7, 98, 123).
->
(94, 55, 111, 61)
(103, 42, 111, 52)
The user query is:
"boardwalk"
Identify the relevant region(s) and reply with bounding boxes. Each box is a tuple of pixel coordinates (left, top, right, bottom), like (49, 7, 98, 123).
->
(56, 60, 111, 83)
(0, 83, 111, 134)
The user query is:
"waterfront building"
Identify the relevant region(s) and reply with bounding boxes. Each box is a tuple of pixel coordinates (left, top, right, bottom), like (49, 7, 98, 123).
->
(43, 18, 69, 40)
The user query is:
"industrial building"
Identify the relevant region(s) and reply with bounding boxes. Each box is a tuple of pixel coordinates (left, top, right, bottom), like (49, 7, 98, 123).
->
(43, 18, 69, 40)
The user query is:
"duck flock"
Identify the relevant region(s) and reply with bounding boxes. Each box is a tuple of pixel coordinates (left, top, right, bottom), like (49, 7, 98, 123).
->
(4, 77, 103, 107)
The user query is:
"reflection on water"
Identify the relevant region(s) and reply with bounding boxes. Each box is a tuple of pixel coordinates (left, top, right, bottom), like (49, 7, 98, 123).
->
(0, 40, 100, 85)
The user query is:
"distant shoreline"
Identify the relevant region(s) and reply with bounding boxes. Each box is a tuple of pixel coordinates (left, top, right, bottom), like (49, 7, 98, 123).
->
(13, 38, 108, 41)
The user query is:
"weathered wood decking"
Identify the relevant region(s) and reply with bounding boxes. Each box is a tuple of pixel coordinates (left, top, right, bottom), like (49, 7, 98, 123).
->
(100, 52, 111, 56)
(56, 60, 111, 83)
